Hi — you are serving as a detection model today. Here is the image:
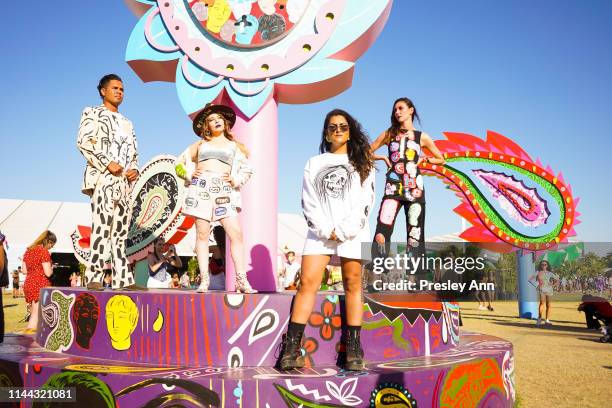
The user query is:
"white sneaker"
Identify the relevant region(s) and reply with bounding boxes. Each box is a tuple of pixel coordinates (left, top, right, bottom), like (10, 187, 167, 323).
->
(478, 305, 486, 310)
(545, 320, 552, 325)
(536, 318, 543, 326)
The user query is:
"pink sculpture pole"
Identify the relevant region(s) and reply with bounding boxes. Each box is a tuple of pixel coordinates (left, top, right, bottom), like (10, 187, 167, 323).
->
(223, 95, 278, 292)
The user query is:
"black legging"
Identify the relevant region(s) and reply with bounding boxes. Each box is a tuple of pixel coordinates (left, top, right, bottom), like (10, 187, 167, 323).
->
(372, 197, 426, 275)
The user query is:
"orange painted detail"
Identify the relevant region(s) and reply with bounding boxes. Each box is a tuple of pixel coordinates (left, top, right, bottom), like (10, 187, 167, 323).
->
(383, 348, 401, 359)
(191, 295, 199, 364)
(211, 296, 223, 360)
(165, 297, 170, 366)
(183, 296, 189, 366)
(199, 296, 213, 365)
(174, 297, 181, 366)
(440, 358, 504, 408)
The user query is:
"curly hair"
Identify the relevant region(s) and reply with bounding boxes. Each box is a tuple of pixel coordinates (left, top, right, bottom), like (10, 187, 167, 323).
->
(319, 109, 374, 183)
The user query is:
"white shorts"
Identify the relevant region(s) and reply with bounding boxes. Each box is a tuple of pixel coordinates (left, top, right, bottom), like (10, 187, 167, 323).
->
(302, 230, 369, 260)
(540, 288, 554, 297)
(147, 274, 171, 289)
(182, 172, 238, 222)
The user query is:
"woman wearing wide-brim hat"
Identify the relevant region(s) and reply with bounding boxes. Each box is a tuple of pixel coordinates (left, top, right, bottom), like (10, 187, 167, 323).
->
(175, 103, 256, 293)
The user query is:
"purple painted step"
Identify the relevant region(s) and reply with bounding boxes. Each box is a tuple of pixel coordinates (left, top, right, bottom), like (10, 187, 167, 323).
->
(0, 332, 514, 408)
(34, 288, 460, 367)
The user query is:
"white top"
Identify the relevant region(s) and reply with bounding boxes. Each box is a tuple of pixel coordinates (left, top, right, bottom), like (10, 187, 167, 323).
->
(301, 153, 375, 257)
(537, 270, 558, 292)
(283, 262, 300, 288)
(76, 105, 139, 195)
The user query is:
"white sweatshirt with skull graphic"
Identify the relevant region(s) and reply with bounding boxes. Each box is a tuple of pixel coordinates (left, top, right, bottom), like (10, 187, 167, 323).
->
(301, 153, 375, 256)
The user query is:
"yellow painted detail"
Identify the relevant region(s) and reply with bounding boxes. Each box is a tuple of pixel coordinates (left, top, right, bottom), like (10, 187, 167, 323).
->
(153, 309, 164, 332)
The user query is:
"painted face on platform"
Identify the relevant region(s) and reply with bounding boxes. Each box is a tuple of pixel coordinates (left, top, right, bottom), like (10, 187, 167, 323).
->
(258, 0, 277, 15)
(326, 115, 350, 150)
(258, 13, 286, 41)
(191, 1, 209, 21)
(229, 0, 254, 19)
(235, 14, 259, 45)
(72, 293, 99, 349)
(105, 295, 139, 351)
(207, 0, 232, 33)
(286, 0, 308, 23)
(220, 19, 236, 41)
(100, 80, 124, 107)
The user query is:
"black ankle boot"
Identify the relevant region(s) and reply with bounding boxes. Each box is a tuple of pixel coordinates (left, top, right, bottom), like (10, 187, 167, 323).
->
(345, 331, 365, 371)
(279, 332, 305, 370)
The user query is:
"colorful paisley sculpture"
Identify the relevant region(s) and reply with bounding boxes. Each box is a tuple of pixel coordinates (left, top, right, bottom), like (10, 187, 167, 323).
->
(420, 131, 579, 252)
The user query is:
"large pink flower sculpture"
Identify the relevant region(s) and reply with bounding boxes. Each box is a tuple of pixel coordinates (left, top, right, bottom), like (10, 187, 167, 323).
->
(124, 0, 393, 290)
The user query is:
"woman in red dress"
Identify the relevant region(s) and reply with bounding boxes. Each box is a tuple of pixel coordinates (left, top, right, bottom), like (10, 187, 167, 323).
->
(22, 230, 56, 334)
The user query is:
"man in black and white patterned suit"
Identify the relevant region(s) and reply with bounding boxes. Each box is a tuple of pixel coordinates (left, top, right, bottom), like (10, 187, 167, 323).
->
(77, 74, 140, 290)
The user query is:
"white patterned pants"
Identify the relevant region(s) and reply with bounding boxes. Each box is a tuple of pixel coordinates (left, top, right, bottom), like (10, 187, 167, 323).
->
(84, 174, 134, 288)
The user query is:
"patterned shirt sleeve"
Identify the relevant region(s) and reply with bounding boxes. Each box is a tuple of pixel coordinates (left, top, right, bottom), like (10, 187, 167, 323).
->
(76, 107, 111, 171)
(127, 124, 139, 171)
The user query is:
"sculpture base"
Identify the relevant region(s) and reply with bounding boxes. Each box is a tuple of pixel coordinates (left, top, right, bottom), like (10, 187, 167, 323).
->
(34, 288, 460, 367)
(0, 332, 514, 407)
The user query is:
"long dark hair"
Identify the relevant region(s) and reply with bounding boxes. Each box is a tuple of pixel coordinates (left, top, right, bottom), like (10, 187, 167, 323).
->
(152, 237, 165, 262)
(385, 97, 421, 144)
(319, 109, 374, 183)
(537, 261, 551, 272)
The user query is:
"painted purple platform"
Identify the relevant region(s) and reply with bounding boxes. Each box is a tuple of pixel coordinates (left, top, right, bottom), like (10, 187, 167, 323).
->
(0, 288, 515, 407)
(34, 288, 459, 368)
(0, 331, 514, 407)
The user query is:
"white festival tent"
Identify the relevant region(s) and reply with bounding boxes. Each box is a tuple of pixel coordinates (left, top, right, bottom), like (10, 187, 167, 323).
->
(0, 198, 308, 274)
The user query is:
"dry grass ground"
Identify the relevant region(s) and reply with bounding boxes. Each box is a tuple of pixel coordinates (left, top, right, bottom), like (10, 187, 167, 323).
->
(3, 290, 29, 333)
(2, 292, 611, 407)
(460, 300, 612, 408)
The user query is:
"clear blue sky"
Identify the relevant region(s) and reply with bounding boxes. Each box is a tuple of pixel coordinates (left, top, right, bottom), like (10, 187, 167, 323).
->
(1, 1, 610, 241)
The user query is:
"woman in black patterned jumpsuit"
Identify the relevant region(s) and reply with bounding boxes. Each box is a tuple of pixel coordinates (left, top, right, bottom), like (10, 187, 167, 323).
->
(370, 98, 445, 275)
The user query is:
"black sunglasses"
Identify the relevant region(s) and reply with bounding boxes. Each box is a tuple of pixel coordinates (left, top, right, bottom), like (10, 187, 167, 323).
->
(327, 123, 349, 133)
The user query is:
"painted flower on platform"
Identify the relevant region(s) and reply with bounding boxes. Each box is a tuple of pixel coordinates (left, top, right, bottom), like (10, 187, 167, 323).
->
(309, 300, 342, 341)
(300, 336, 318, 367)
(125, 0, 393, 118)
(325, 377, 363, 406)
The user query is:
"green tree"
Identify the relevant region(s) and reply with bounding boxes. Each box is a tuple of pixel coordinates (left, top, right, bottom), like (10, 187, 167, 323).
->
(78, 263, 86, 280)
(495, 252, 518, 296)
(605, 250, 612, 268)
(576, 252, 606, 278)
(556, 253, 606, 279)
(556, 259, 575, 279)
(187, 257, 199, 282)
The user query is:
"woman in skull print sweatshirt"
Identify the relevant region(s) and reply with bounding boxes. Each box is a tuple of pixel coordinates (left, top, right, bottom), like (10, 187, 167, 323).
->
(278, 109, 375, 372)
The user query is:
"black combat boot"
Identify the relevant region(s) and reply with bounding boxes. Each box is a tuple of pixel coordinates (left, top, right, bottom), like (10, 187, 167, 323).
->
(345, 329, 365, 371)
(279, 332, 305, 370)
